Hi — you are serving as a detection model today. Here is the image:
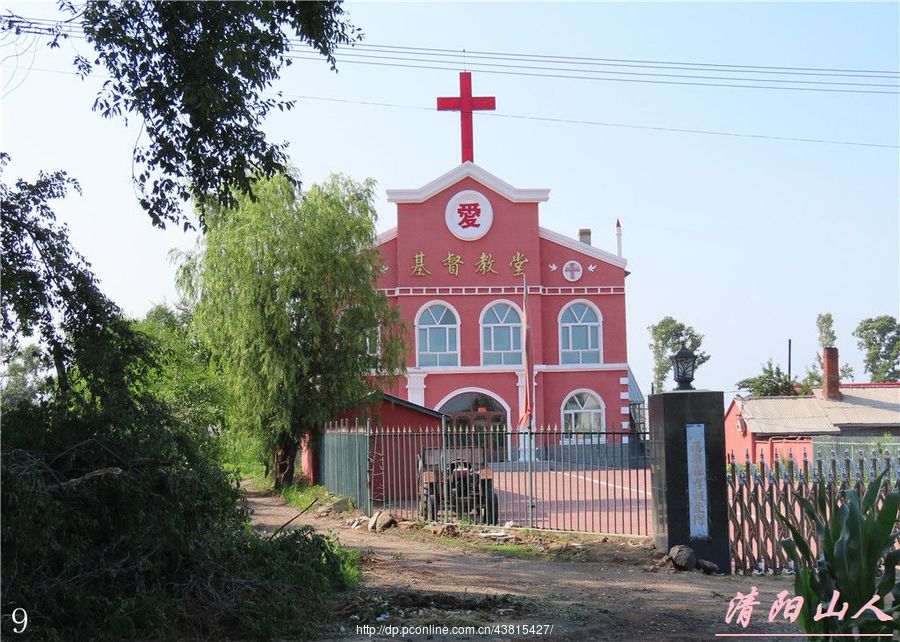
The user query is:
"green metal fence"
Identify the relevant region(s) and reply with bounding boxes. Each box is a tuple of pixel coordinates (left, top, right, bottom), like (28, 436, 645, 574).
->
(320, 421, 370, 513)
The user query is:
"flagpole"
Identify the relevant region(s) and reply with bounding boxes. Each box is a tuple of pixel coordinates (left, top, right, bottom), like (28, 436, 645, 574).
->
(520, 273, 535, 526)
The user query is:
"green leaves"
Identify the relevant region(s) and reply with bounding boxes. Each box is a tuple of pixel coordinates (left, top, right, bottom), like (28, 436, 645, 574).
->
(853, 316, 900, 383)
(736, 358, 798, 397)
(777, 471, 900, 636)
(647, 316, 710, 392)
(4, 1, 362, 229)
(191, 173, 405, 483)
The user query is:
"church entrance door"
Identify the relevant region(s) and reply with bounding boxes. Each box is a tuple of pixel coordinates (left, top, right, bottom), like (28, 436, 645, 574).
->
(438, 392, 508, 462)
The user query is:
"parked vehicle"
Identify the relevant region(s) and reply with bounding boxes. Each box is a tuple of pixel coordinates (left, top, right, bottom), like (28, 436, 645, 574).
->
(417, 447, 499, 524)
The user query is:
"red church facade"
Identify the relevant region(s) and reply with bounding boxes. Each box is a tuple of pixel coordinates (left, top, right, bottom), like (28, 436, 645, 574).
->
(376, 161, 632, 453)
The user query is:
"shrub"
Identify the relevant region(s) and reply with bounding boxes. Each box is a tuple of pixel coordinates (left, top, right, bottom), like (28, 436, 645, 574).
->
(779, 473, 900, 636)
(2, 400, 355, 641)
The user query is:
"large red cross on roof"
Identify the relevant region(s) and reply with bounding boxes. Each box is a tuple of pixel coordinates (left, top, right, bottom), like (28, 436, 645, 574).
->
(437, 72, 496, 164)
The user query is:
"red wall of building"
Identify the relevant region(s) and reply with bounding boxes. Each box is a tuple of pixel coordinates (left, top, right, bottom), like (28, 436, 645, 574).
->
(723, 400, 812, 467)
(374, 165, 631, 452)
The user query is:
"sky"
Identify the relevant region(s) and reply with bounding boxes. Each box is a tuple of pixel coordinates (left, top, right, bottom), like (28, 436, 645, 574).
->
(2, 2, 898, 396)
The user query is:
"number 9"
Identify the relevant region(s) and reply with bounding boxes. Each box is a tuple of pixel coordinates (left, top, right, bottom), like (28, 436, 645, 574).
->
(12, 608, 27, 633)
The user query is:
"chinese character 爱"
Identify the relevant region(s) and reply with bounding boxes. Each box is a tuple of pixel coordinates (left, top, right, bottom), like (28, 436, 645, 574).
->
(457, 202, 481, 228)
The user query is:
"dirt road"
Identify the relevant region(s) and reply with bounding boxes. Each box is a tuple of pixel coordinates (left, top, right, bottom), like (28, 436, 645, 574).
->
(247, 488, 801, 641)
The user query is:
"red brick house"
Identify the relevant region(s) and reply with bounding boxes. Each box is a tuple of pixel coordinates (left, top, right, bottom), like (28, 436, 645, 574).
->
(725, 347, 900, 464)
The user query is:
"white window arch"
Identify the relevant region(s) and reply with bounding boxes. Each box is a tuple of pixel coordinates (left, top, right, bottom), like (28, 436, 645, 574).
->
(480, 301, 522, 365)
(416, 302, 459, 367)
(559, 301, 602, 364)
(561, 389, 606, 444)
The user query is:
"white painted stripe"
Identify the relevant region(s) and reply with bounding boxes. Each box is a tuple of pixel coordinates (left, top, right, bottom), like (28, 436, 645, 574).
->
(620, 391, 630, 400)
(621, 421, 630, 430)
(380, 285, 625, 297)
(620, 406, 630, 414)
(619, 377, 630, 385)
(561, 472, 651, 498)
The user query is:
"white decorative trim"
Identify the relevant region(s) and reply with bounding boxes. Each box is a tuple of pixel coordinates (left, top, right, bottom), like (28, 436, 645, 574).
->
(407, 365, 522, 375)
(620, 392, 630, 400)
(386, 162, 550, 204)
(404, 363, 627, 375)
(379, 285, 624, 297)
(539, 227, 627, 268)
(445, 189, 493, 240)
(620, 421, 630, 430)
(376, 228, 398, 245)
(619, 377, 630, 385)
(433, 387, 511, 428)
(535, 363, 628, 372)
(620, 406, 631, 415)
(562, 260, 583, 283)
(406, 373, 427, 406)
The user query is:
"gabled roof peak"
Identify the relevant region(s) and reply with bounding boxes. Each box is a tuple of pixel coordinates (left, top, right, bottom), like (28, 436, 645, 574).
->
(386, 162, 550, 204)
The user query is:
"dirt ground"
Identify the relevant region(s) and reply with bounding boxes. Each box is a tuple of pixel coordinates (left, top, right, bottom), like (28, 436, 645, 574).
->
(247, 487, 803, 641)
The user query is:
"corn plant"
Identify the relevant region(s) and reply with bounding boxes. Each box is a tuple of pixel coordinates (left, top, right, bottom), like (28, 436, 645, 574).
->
(779, 471, 900, 638)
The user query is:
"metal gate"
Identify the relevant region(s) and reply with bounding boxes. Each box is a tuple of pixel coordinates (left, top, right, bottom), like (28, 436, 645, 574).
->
(320, 421, 652, 536)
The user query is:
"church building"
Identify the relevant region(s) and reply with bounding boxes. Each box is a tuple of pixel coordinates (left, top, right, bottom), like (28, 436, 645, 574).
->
(376, 72, 633, 452)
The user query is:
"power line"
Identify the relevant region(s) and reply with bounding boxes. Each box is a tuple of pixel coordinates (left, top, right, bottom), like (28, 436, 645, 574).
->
(10, 15, 898, 78)
(4, 63, 897, 149)
(286, 94, 899, 149)
(295, 50, 898, 89)
(6, 14, 899, 87)
(284, 54, 899, 95)
(347, 42, 900, 77)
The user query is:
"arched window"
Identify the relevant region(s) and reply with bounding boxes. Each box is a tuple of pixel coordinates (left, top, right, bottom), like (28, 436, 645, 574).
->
(559, 302, 602, 364)
(562, 391, 606, 444)
(416, 303, 459, 367)
(481, 302, 522, 365)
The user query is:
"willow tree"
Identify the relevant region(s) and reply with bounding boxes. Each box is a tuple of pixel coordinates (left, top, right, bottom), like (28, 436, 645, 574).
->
(190, 173, 405, 488)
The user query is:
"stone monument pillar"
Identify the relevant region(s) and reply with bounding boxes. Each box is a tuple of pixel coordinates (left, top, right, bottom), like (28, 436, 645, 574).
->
(648, 390, 730, 574)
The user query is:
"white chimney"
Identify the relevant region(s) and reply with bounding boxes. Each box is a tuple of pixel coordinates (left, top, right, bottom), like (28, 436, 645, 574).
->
(616, 219, 623, 257)
(578, 228, 591, 245)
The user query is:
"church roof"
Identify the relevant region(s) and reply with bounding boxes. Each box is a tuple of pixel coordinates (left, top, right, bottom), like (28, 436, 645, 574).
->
(386, 162, 550, 204)
(539, 227, 627, 269)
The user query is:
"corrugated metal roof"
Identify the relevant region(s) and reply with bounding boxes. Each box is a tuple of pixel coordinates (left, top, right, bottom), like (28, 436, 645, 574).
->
(812, 386, 900, 427)
(740, 396, 837, 435)
(738, 385, 900, 435)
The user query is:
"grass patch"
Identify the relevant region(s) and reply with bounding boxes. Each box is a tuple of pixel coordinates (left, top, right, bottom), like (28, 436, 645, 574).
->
(339, 547, 363, 588)
(282, 482, 333, 510)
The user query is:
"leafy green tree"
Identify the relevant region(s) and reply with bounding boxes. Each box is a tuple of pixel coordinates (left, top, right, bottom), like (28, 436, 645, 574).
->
(648, 316, 710, 393)
(2, 1, 361, 229)
(133, 304, 227, 433)
(737, 359, 797, 397)
(1, 162, 359, 641)
(0, 343, 48, 408)
(853, 315, 900, 382)
(801, 312, 855, 392)
(0, 153, 148, 411)
(188, 173, 406, 488)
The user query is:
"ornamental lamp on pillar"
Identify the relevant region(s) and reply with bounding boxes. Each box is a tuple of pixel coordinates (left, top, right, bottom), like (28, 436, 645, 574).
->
(671, 344, 697, 391)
